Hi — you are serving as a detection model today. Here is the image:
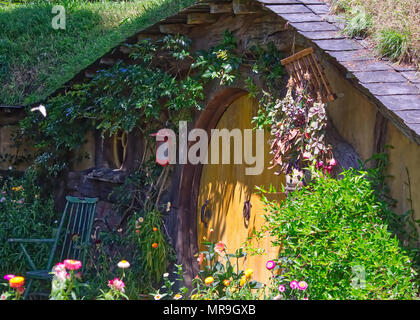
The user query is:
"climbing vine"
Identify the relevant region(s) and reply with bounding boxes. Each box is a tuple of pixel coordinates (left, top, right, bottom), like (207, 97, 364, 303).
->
(17, 31, 287, 180)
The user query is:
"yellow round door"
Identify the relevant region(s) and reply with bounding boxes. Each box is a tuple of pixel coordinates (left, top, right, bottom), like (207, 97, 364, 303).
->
(197, 94, 285, 285)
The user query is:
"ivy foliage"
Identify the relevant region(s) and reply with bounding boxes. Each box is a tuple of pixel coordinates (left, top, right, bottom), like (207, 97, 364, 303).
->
(18, 31, 285, 179)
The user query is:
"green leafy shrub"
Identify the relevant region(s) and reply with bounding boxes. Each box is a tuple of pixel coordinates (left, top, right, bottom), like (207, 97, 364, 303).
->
(0, 169, 56, 276)
(258, 168, 419, 300)
(342, 6, 372, 38)
(376, 29, 409, 61)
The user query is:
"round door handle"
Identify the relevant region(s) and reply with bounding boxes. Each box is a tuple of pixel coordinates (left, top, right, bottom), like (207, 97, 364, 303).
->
(243, 200, 251, 222)
(201, 200, 210, 228)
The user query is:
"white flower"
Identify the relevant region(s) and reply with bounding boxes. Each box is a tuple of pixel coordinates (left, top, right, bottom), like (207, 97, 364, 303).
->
(117, 260, 130, 269)
(173, 293, 182, 300)
(163, 273, 169, 278)
(30, 104, 47, 117)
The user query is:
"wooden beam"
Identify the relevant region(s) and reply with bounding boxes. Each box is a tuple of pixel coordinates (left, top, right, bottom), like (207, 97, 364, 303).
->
(210, 3, 233, 14)
(232, 0, 260, 14)
(85, 70, 96, 78)
(99, 57, 115, 66)
(159, 23, 191, 34)
(187, 13, 217, 24)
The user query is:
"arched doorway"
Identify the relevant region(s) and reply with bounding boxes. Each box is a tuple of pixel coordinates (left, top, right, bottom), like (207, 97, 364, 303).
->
(175, 89, 285, 286)
(196, 94, 284, 284)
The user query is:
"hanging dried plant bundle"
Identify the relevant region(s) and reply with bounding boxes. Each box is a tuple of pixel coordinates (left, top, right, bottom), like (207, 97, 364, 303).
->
(268, 74, 336, 183)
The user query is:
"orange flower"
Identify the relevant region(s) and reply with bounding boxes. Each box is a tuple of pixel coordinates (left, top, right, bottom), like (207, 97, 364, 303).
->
(214, 241, 225, 255)
(152, 227, 158, 232)
(152, 242, 159, 248)
(9, 276, 24, 288)
(223, 279, 231, 287)
(197, 253, 204, 265)
(12, 186, 23, 192)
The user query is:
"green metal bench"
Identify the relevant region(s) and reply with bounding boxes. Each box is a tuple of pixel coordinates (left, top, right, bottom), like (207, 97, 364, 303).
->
(8, 196, 98, 299)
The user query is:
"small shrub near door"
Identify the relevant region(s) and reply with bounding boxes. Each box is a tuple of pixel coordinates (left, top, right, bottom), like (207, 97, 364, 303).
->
(257, 168, 419, 300)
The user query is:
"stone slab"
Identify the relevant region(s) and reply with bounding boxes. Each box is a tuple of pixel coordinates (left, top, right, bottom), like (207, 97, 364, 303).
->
(266, 4, 311, 14)
(314, 39, 362, 51)
(353, 71, 407, 83)
(400, 71, 420, 84)
(361, 82, 420, 96)
(326, 50, 372, 62)
(278, 12, 322, 22)
(289, 21, 337, 31)
(298, 30, 344, 40)
(307, 4, 330, 14)
(376, 95, 420, 111)
(342, 60, 393, 72)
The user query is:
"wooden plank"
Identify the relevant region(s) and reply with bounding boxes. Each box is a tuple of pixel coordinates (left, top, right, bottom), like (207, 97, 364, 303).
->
(277, 12, 322, 22)
(376, 95, 420, 111)
(353, 71, 407, 84)
(187, 13, 217, 24)
(361, 82, 419, 96)
(210, 3, 233, 13)
(265, 4, 311, 14)
(307, 4, 329, 14)
(326, 50, 372, 62)
(233, 0, 260, 14)
(299, 30, 344, 40)
(314, 39, 362, 51)
(281, 47, 313, 65)
(159, 23, 190, 34)
(342, 60, 393, 72)
(289, 21, 337, 31)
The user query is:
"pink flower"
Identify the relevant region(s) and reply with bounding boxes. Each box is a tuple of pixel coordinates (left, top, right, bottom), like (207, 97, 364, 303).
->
(53, 263, 66, 273)
(316, 161, 324, 170)
(108, 278, 125, 293)
(63, 259, 82, 271)
(55, 270, 69, 281)
(329, 158, 337, 167)
(214, 242, 225, 255)
(278, 285, 286, 292)
(298, 281, 308, 291)
(3, 274, 15, 281)
(290, 280, 299, 289)
(266, 260, 276, 270)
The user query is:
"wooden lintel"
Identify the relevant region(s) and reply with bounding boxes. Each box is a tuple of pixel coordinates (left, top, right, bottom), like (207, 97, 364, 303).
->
(99, 57, 116, 66)
(187, 13, 217, 24)
(232, 0, 260, 14)
(210, 3, 233, 14)
(159, 23, 191, 34)
(119, 46, 132, 54)
(85, 70, 96, 78)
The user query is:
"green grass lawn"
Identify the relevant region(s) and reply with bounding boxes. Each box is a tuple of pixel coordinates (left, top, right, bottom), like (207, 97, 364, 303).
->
(0, 0, 195, 106)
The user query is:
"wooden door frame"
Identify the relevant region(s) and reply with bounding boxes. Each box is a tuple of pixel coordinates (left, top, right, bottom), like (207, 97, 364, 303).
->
(174, 87, 249, 286)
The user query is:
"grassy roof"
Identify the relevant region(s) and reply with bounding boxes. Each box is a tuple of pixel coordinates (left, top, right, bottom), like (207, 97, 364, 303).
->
(326, 0, 419, 68)
(0, 0, 195, 106)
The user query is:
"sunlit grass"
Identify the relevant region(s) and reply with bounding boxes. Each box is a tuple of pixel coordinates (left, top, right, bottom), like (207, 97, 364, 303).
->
(326, 0, 419, 66)
(0, 0, 195, 106)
